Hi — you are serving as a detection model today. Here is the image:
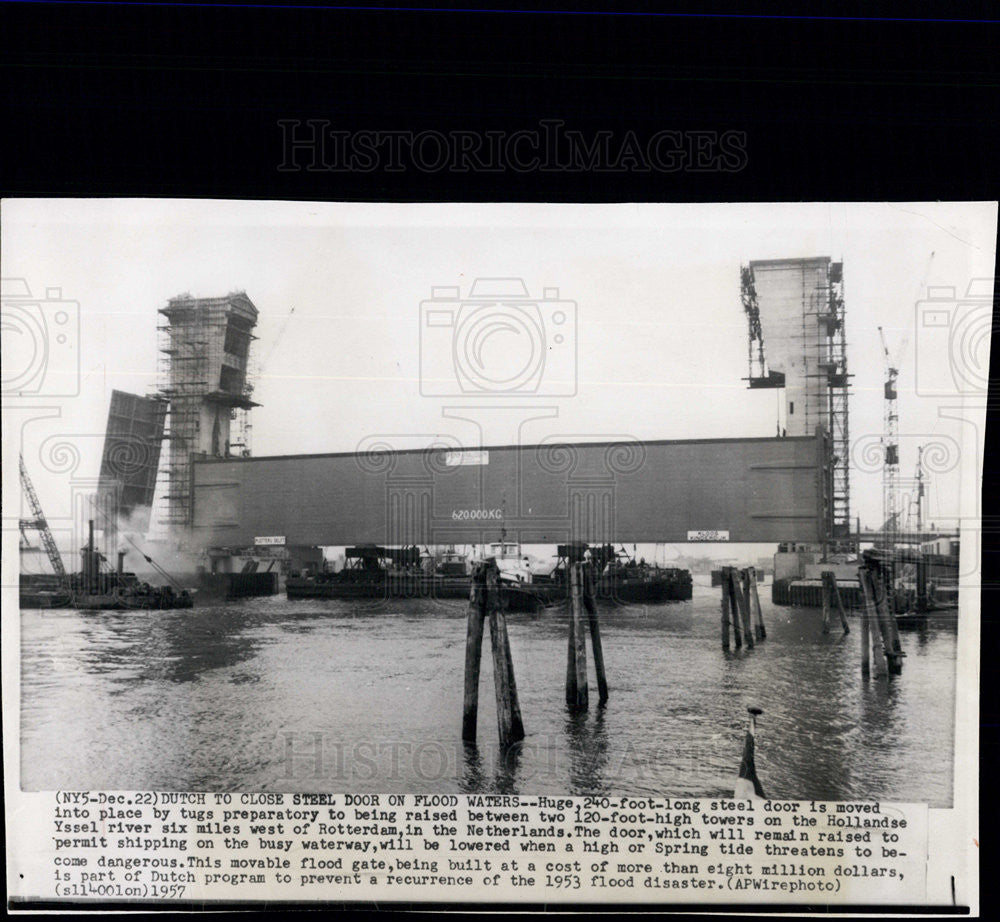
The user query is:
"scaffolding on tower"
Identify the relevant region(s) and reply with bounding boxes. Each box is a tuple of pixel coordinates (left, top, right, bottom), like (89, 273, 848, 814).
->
(808, 260, 850, 543)
(152, 291, 260, 534)
(740, 257, 852, 546)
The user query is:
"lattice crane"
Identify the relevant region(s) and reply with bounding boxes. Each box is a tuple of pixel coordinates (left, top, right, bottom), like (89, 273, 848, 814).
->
(18, 453, 68, 582)
(877, 326, 901, 551)
(877, 251, 935, 548)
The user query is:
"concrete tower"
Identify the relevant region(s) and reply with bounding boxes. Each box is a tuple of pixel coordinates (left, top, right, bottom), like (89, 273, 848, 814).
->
(742, 257, 850, 540)
(157, 291, 259, 530)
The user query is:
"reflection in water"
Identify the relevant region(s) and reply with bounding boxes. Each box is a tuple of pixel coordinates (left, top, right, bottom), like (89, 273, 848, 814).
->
(20, 589, 957, 804)
(564, 709, 610, 797)
(74, 607, 267, 687)
(495, 741, 523, 795)
(459, 737, 526, 794)
(460, 741, 485, 794)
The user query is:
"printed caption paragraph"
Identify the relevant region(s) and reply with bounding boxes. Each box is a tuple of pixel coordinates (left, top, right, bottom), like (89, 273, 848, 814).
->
(37, 792, 929, 903)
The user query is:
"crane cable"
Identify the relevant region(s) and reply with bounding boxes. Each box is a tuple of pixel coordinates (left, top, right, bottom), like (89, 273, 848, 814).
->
(88, 500, 187, 592)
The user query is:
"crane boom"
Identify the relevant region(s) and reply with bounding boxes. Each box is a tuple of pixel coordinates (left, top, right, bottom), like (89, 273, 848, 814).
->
(878, 325, 890, 361)
(18, 454, 67, 581)
(878, 325, 899, 399)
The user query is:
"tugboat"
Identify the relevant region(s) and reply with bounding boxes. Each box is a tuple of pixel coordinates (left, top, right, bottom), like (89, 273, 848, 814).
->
(19, 454, 192, 611)
(67, 523, 193, 610)
(20, 535, 193, 611)
(474, 533, 563, 613)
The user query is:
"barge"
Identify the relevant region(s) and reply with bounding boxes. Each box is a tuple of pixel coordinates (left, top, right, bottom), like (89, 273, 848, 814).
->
(286, 540, 693, 609)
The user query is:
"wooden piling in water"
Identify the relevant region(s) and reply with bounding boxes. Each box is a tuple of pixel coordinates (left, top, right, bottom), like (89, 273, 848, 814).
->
(872, 571, 904, 676)
(874, 598, 897, 674)
(741, 569, 756, 648)
(821, 571, 832, 634)
(581, 562, 609, 704)
(721, 567, 732, 650)
(462, 564, 487, 741)
(498, 585, 525, 741)
(831, 574, 850, 634)
(462, 561, 525, 745)
(748, 567, 766, 640)
(730, 568, 743, 648)
(566, 563, 589, 710)
(486, 564, 525, 746)
(729, 570, 742, 649)
(860, 576, 871, 678)
(734, 569, 753, 648)
(859, 568, 887, 678)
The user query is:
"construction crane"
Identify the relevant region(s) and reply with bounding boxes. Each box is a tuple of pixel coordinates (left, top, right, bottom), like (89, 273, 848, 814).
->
(876, 252, 935, 552)
(909, 445, 926, 535)
(258, 304, 296, 375)
(877, 326, 901, 552)
(18, 453, 68, 582)
(740, 265, 767, 381)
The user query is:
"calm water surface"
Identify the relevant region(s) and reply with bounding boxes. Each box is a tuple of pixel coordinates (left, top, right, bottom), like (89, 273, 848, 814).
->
(20, 582, 957, 805)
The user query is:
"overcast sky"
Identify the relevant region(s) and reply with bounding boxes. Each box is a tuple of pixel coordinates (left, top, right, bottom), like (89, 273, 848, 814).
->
(3, 200, 995, 558)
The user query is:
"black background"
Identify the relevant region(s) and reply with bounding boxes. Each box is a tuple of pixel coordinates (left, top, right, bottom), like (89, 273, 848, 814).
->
(3, 0, 998, 914)
(3, 0, 999, 202)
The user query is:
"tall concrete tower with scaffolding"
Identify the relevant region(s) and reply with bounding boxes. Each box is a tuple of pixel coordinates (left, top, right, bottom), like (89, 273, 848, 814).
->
(741, 257, 851, 543)
(156, 292, 259, 535)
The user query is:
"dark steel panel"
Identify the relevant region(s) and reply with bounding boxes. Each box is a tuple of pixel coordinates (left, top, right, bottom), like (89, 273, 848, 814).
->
(98, 390, 165, 523)
(191, 435, 825, 547)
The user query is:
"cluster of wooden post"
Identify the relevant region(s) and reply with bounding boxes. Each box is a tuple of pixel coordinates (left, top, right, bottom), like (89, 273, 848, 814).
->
(720, 566, 766, 650)
(462, 560, 612, 747)
(462, 561, 525, 747)
(857, 564, 905, 677)
(566, 561, 609, 710)
(820, 570, 850, 635)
